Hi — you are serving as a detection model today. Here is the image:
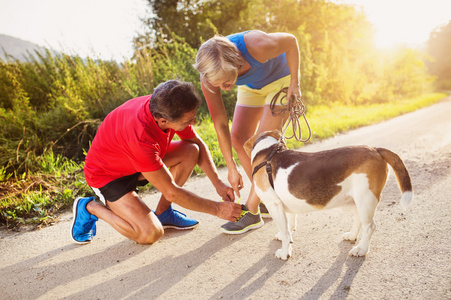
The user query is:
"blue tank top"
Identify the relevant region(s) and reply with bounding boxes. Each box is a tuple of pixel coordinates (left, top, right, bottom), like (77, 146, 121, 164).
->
(227, 31, 290, 89)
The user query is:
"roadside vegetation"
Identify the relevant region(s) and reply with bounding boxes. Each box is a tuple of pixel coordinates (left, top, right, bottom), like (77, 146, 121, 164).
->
(1, 0, 450, 228)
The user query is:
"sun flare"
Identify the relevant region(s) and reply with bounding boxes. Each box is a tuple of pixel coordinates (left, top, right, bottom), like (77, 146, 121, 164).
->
(338, 0, 451, 48)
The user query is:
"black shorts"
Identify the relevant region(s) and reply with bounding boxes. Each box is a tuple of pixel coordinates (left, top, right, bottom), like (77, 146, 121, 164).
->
(91, 173, 149, 204)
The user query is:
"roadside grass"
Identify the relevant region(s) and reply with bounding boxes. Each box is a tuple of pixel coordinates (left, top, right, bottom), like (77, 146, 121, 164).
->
(0, 92, 447, 228)
(284, 92, 447, 149)
(1, 152, 90, 228)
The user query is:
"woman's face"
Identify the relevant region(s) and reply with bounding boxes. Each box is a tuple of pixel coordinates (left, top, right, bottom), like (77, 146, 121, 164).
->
(210, 74, 237, 91)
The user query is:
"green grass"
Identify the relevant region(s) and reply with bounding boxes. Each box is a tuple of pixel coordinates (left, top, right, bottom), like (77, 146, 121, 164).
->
(0, 152, 90, 228)
(0, 92, 447, 228)
(284, 92, 447, 149)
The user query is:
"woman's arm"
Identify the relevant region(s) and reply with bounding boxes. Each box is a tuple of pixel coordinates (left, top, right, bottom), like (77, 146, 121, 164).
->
(245, 30, 301, 99)
(201, 77, 244, 198)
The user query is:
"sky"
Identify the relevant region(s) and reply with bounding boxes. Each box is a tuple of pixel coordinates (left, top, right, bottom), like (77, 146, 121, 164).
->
(0, 0, 149, 61)
(0, 0, 450, 61)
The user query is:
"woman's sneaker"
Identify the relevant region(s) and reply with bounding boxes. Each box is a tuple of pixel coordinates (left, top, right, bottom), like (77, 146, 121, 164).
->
(156, 206, 199, 230)
(260, 202, 271, 219)
(71, 196, 98, 244)
(220, 205, 263, 234)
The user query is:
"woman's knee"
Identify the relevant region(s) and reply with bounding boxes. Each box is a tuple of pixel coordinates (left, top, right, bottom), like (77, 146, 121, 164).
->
(231, 130, 250, 150)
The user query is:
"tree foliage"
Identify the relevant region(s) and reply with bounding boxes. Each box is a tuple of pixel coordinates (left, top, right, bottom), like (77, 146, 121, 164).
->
(426, 20, 451, 89)
(140, 0, 253, 48)
(138, 0, 433, 107)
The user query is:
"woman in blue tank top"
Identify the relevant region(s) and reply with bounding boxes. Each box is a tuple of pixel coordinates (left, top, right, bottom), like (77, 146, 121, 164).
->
(194, 30, 301, 234)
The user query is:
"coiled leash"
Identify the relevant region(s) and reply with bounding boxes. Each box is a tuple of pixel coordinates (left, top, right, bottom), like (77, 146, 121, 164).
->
(252, 87, 312, 189)
(269, 87, 312, 143)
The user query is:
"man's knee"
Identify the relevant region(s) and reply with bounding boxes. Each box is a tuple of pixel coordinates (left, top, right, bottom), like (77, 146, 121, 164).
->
(135, 222, 164, 244)
(174, 141, 199, 168)
(184, 141, 200, 162)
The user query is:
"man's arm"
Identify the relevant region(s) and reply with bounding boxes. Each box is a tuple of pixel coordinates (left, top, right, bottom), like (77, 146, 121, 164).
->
(142, 166, 241, 221)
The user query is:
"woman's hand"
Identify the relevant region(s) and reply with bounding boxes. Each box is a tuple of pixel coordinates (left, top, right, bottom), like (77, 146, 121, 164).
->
(228, 168, 244, 199)
(287, 82, 301, 102)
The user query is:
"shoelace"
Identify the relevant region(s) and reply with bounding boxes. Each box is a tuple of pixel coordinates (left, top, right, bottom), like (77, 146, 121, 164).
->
(236, 205, 257, 221)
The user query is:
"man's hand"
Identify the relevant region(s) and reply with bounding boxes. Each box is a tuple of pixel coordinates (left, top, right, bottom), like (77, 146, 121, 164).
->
(216, 201, 242, 221)
(228, 168, 244, 199)
(215, 180, 235, 202)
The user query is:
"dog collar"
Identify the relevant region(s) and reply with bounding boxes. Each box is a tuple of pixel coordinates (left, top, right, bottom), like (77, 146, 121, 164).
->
(252, 144, 282, 189)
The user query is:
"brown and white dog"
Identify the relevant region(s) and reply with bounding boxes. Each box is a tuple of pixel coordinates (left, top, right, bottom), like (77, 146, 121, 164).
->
(244, 130, 413, 260)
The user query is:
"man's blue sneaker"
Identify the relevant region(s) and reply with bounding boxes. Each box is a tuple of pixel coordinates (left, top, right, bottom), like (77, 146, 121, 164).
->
(156, 206, 198, 230)
(71, 196, 98, 244)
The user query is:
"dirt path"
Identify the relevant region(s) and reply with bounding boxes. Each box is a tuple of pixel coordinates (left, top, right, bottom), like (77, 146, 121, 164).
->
(1, 97, 450, 299)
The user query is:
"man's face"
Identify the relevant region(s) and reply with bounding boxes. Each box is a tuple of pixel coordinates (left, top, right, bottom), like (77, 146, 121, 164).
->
(167, 109, 197, 131)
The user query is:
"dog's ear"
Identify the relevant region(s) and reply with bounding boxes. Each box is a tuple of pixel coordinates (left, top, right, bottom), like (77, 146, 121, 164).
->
(266, 129, 283, 141)
(265, 129, 287, 147)
(244, 133, 259, 158)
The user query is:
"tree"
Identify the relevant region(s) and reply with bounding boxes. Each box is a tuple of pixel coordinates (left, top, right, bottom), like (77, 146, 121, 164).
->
(426, 20, 451, 89)
(141, 0, 253, 49)
(135, 0, 434, 108)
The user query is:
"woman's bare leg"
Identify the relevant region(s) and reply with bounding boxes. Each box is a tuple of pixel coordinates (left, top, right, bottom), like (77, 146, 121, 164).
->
(231, 105, 288, 214)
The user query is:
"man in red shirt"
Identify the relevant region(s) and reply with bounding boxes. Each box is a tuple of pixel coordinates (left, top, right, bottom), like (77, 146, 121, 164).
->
(71, 80, 242, 244)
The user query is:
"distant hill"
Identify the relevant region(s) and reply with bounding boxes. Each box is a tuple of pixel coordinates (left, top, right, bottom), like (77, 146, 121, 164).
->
(0, 34, 49, 62)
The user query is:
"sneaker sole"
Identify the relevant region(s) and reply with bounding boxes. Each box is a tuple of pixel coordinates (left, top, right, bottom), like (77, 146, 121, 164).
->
(261, 213, 272, 219)
(70, 197, 92, 245)
(221, 220, 264, 235)
(162, 223, 199, 230)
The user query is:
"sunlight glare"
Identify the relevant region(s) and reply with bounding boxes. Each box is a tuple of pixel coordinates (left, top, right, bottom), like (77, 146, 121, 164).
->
(337, 0, 451, 48)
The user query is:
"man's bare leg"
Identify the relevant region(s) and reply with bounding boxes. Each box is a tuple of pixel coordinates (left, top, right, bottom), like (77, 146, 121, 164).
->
(154, 140, 199, 214)
(86, 140, 200, 244)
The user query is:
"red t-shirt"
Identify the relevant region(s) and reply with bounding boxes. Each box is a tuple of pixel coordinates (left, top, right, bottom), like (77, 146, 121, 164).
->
(84, 95, 195, 188)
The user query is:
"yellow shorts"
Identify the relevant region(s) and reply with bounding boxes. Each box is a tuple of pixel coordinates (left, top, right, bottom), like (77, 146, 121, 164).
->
(236, 75, 291, 107)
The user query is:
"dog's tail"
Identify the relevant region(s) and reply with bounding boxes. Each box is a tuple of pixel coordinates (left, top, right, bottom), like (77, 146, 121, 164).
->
(376, 148, 413, 210)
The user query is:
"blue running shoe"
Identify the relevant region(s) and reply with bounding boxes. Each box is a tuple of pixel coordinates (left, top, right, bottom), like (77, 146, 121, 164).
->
(156, 206, 198, 230)
(71, 196, 98, 244)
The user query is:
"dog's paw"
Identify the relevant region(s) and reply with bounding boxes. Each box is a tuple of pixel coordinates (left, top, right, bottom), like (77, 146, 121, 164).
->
(342, 232, 358, 241)
(275, 245, 292, 260)
(274, 232, 293, 243)
(349, 245, 368, 257)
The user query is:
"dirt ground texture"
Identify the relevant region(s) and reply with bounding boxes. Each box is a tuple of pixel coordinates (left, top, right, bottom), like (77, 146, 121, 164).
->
(1, 96, 450, 299)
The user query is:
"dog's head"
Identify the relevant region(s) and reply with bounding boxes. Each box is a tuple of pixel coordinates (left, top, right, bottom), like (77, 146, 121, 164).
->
(244, 130, 286, 159)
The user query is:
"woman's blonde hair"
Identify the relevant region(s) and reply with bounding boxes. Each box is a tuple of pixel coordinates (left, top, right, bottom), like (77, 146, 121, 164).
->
(193, 35, 244, 85)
